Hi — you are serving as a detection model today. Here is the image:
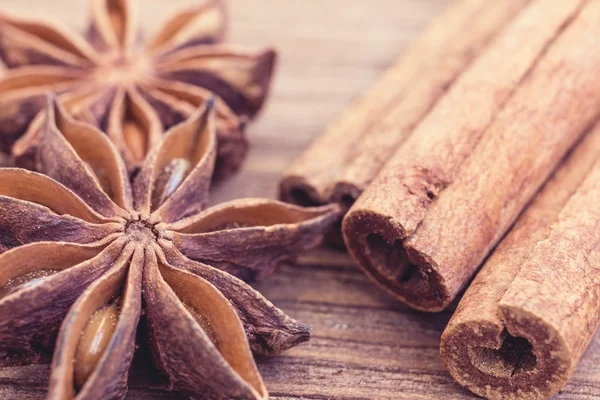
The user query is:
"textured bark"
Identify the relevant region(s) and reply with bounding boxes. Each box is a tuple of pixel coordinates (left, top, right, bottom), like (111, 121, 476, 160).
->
(16, 1, 600, 399)
(279, 0, 530, 209)
(441, 121, 600, 399)
(343, 0, 600, 311)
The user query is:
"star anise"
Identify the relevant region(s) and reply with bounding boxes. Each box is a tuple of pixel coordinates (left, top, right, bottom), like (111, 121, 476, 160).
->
(0, 96, 339, 399)
(0, 0, 276, 179)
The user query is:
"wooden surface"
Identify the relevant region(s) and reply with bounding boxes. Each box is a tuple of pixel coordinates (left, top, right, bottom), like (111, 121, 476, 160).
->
(2, 0, 600, 399)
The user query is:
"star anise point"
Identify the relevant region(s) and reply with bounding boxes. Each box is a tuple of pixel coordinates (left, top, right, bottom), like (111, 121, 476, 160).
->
(0, 0, 273, 181)
(0, 95, 340, 399)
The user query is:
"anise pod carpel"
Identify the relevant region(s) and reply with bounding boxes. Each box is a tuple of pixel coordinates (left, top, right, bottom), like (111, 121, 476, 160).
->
(0, 96, 340, 399)
(0, 0, 276, 179)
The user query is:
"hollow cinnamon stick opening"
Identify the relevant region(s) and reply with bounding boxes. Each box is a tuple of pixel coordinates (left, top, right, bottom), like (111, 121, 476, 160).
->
(279, 0, 531, 209)
(341, 212, 448, 310)
(343, 0, 600, 311)
(440, 120, 600, 399)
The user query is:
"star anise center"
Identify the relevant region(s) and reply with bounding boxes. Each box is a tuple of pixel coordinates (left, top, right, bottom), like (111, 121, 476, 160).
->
(93, 52, 154, 86)
(124, 215, 161, 245)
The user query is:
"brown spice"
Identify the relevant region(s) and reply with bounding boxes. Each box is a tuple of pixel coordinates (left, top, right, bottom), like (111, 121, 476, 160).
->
(279, 0, 530, 209)
(343, 0, 600, 311)
(0, 97, 340, 399)
(0, 0, 276, 180)
(440, 120, 600, 400)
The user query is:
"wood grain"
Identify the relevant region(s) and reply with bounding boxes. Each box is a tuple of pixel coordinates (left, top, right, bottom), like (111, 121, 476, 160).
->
(1, 0, 600, 399)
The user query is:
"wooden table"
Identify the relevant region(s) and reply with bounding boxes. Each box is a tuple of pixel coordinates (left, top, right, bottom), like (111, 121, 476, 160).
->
(2, 1, 600, 398)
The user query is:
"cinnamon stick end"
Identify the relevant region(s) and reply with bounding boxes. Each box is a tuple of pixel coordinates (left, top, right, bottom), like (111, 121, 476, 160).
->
(441, 306, 573, 399)
(279, 175, 327, 207)
(280, 176, 358, 249)
(342, 209, 450, 311)
(279, 175, 359, 208)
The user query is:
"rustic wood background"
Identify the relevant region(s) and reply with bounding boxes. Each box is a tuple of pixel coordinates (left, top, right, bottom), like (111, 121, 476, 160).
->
(2, 0, 600, 399)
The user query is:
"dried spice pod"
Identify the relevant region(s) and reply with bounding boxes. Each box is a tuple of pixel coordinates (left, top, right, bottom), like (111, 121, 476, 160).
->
(279, 0, 530, 209)
(343, 0, 600, 311)
(165, 199, 341, 281)
(144, 247, 268, 399)
(0, 0, 277, 179)
(441, 121, 600, 399)
(0, 96, 340, 399)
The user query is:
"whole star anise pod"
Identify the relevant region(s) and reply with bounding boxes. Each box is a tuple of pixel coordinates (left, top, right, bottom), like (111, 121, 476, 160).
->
(0, 96, 339, 399)
(0, 0, 276, 179)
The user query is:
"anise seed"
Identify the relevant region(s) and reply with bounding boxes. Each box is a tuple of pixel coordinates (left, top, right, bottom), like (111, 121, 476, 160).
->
(74, 302, 120, 389)
(0, 270, 58, 299)
(152, 158, 192, 208)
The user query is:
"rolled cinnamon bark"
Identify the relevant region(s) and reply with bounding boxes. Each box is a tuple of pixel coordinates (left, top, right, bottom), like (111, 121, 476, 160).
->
(440, 121, 600, 400)
(343, 0, 600, 311)
(279, 0, 530, 208)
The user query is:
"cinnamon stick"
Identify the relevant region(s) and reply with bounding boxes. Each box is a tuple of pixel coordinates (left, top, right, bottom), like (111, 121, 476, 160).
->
(440, 121, 600, 400)
(342, 0, 600, 311)
(279, 0, 530, 208)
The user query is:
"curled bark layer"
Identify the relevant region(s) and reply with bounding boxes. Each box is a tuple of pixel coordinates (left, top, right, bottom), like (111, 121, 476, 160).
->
(343, 0, 600, 311)
(441, 121, 600, 399)
(279, 0, 530, 209)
